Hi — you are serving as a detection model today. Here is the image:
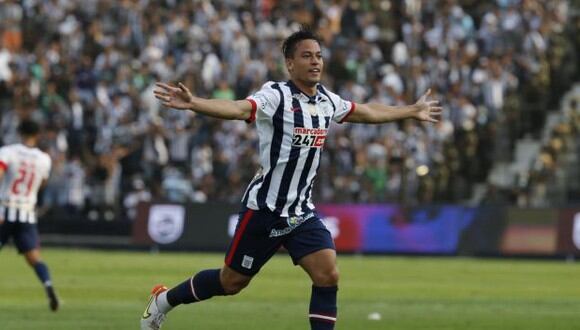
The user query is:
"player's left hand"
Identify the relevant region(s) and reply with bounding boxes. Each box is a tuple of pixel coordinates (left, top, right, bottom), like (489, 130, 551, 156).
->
(153, 82, 194, 110)
(413, 88, 442, 123)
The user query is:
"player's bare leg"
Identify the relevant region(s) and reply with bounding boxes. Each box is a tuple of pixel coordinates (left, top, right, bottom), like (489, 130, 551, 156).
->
(24, 248, 59, 311)
(299, 248, 339, 329)
(219, 266, 252, 294)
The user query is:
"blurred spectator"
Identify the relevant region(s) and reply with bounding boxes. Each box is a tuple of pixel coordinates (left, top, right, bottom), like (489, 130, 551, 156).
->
(123, 177, 152, 221)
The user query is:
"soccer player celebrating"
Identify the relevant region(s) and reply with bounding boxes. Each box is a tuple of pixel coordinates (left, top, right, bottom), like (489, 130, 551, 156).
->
(142, 28, 441, 329)
(0, 120, 59, 311)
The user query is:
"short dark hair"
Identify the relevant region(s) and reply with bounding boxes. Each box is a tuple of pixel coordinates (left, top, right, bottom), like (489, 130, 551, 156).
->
(281, 27, 321, 59)
(18, 120, 40, 137)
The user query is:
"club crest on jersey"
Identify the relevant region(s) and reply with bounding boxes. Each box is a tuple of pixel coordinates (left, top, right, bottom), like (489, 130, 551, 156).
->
(292, 127, 327, 148)
(306, 104, 317, 115)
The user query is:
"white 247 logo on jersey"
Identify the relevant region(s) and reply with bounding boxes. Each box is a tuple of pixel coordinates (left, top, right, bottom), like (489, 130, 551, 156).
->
(292, 127, 327, 148)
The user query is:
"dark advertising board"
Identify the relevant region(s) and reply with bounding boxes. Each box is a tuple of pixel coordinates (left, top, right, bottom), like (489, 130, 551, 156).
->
(556, 208, 580, 255)
(132, 202, 240, 250)
(131, 202, 579, 256)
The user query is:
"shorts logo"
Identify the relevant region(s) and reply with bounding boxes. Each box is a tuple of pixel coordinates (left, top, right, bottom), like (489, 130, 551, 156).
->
(242, 255, 254, 269)
(269, 212, 315, 237)
(292, 127, 327, 148)
(287, 216, 300, 227)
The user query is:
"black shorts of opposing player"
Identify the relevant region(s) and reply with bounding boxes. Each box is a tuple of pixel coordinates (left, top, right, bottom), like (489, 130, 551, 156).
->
(225, 207, 335, 276)
(0, 221, 39, 253)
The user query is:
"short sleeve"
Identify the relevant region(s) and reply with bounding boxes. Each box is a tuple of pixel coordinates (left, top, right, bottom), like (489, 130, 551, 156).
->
(334, 99, 356, 123)
(245, 81, 281, 123)
(323, 88, 356, 124)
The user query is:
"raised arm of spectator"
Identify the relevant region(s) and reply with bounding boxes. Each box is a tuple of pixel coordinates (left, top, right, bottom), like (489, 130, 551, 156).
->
(153, 82, 252, 121)
(345, 89, 442, 124)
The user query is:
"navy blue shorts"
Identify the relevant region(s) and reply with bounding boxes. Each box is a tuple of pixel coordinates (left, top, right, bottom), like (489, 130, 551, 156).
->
(225, 207, 335, 276)
(0, 221, 40, 253)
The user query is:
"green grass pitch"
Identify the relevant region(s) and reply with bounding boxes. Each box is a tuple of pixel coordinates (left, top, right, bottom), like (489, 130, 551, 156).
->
(1, 247, 579, 329)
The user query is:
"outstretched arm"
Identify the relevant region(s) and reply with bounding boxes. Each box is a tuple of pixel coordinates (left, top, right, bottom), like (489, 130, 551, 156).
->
(344, 89, 442, 124)
(154, 82, 253, 121)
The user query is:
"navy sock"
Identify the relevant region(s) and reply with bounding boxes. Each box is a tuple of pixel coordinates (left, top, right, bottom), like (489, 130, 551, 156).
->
(309, 286, 338, 330)
(166, 269, 225, 306)
(33, 262, 52, 287)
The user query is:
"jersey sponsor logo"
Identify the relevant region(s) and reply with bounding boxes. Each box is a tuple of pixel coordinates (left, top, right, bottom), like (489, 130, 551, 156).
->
(292, 127, 327, 148)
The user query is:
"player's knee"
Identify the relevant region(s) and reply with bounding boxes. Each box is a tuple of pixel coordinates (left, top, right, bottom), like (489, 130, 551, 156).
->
(220, 269, 251, 295)
(312, 267, 339, 286)
(221, 277, 250, 295)
(24, 250, 41, 266)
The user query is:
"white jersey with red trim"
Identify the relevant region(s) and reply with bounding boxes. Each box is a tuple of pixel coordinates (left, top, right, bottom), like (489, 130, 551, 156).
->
(0, 144, 51, 223)
(242, 80, 355, 216)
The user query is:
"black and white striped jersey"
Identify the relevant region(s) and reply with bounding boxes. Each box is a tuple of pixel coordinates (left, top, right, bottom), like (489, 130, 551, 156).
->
(242, 80, 356, 216)
(0, 144, 51, 223)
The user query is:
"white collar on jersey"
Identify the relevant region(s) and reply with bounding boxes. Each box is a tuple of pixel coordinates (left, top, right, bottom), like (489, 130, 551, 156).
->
(286, 80, 326, 105)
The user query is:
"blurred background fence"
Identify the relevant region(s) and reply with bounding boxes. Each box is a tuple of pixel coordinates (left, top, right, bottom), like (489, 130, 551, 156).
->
(38, 202, 580, 258)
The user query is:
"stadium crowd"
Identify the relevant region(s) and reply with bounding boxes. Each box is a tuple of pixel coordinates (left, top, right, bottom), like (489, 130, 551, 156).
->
(0, 0, 578, 219)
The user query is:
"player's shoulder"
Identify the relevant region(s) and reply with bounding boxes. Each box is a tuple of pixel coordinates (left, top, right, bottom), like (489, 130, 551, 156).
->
(258, 81, 283, 92)
(0, 143, 18, 150)
(316, 84, 339, 99)
(36, 149, 51, 163)
(0, 143, 18, 155)
(251, 81, 284, 103)
(25, 146, 51, 163)
(316, 84, 343, 107)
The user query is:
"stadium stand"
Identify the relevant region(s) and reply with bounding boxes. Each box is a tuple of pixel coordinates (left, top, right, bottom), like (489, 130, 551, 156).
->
(0, 0, 578, 221)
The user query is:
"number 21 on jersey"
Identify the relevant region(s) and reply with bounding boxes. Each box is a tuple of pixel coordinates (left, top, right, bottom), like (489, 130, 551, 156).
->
(11, 161, 36, 196)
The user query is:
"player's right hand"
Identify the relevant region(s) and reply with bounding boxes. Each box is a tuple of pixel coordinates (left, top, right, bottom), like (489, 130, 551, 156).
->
(413, 88, 442, 123)
(153, 82, 194, 110)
